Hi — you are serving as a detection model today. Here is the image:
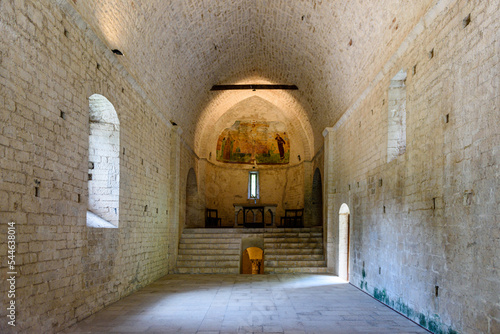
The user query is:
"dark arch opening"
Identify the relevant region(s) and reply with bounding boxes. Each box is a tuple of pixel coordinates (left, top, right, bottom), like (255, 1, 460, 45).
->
(312, 168, 323, 226)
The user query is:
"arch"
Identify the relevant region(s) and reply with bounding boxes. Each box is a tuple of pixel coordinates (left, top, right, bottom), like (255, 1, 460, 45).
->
(194, 75, 315, 162)
(241, 247, 264, 274)
(185, 168, 199, 227)
(312, 168, 323, 226)
(87, 94, 120, 228)
(339, 203, 350, 281)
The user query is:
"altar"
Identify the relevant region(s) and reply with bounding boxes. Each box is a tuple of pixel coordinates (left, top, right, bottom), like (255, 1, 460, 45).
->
(233, 203, 277, 228)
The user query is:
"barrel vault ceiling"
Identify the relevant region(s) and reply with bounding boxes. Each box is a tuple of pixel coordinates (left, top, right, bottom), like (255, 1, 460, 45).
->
(71, 0, 435, 155)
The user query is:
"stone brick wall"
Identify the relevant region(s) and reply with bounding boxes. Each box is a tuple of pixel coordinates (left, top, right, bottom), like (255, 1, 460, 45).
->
(323, 0, 499, 333)
(204, 163, 305, 227)
(0, 1, 175, 332)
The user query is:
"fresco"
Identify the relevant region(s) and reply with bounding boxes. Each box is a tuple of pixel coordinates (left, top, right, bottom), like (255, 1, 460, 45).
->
(216, 121, 290, 164)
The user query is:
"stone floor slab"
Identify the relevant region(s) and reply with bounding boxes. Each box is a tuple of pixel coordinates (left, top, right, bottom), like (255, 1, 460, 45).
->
(63, 274, 429, 334)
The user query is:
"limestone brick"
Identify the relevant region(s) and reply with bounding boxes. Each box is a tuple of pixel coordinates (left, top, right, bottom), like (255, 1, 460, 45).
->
(0, 0, 174, 332)
(322, 1, 499, 333)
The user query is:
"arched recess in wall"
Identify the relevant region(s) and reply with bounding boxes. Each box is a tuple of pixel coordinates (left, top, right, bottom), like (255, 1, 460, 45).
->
(312, 168, 323, 226)
(87, 94, 120, 228)
(241, 247, 264, 274)
(185, 168, 200, 227)
(339, 203, 350, 281)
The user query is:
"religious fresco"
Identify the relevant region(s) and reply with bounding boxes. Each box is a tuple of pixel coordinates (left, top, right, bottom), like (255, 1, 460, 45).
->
(216, 121, 290, 164)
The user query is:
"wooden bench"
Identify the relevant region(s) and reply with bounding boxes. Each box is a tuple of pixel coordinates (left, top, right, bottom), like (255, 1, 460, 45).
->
(205, 209, 221, 228)
(280, 209, 304, 228)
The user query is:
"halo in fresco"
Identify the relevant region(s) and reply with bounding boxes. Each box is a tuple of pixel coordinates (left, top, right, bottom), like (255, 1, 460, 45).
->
(216, 121, 290, 164)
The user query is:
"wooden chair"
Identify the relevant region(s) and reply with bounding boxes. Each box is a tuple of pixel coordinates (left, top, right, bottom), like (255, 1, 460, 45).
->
(280, 209, 304, 228)
(205, 209, 221, 228)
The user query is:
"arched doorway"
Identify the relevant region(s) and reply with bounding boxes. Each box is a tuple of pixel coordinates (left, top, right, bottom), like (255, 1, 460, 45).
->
(339, 203, 350, 281)
(185, 168, 198, 227)
(312, 168, 323, 226)
(241, 247, 264, 274)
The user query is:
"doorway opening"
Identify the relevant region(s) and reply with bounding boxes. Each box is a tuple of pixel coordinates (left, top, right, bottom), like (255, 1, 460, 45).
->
(339, 203, 350, 281)
(241, 247, 264, 274)
(185, 168, 199, 227)
(312, 168, 323, 226)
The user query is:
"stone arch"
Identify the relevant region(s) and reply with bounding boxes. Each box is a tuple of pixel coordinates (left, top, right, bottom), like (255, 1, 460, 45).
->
(241, 247, 264, 275)
(312, 168, 323, 226)
(240, 236, 265, 274)
(339, 203, 350, 281)
(194, 76, 315, 162)
(87, 94, 120, 228)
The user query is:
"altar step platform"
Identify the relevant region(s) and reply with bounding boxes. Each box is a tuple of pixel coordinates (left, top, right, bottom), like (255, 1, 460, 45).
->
(175, 227, 328, 274)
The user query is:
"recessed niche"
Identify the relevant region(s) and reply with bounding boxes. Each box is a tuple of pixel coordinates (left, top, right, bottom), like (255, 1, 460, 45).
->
(35, 186, 40, 197)
(413, 64, 417, 75)
(444, 114, 450, 123)
(462, 14, 471, 28)
(428, 48, 434, 59)
(60, 111, 66, 119)
(88, 173, 92, 181)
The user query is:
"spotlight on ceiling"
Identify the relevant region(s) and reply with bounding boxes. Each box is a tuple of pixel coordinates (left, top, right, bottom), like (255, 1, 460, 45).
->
(112, 49, 124, 56)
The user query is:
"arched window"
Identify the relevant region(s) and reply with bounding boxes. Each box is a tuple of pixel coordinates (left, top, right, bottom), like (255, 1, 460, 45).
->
(387, 69, 407, 162)
(87, 94, 120, 228)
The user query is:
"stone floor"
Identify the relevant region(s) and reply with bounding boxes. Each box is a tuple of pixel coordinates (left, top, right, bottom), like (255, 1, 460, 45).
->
(63, 274, 429, 334)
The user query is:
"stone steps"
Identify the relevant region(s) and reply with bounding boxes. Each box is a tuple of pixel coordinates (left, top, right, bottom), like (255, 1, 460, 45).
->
(265, 254, 325, 261)
(264, 267, 330, 274)
(176, 267, 239, 274)
(175, 227, 327, 274)
(176, 260, 240, 268)
(265, 260, 325, 267)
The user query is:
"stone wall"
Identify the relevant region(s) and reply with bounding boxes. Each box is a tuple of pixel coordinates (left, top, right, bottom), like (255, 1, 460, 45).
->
(323, 0, 499, 333)
(0, 1, 175, 332)
(204, 163, 305, 227)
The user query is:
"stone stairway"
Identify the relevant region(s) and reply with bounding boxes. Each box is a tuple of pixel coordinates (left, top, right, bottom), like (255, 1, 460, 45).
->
(264, 229, 328, 274)
(175, 227, 327, 274)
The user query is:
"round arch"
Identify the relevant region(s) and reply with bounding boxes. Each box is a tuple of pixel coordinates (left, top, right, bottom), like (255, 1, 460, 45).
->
(339, 203, 350, 281)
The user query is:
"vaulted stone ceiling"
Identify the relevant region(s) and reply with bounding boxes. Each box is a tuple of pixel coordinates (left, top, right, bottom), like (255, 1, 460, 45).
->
(71, 0, 435, 155)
